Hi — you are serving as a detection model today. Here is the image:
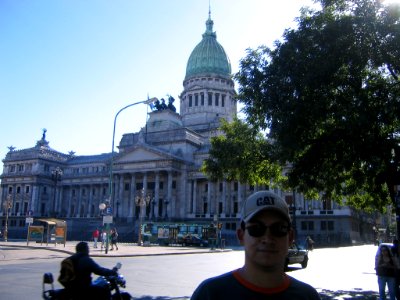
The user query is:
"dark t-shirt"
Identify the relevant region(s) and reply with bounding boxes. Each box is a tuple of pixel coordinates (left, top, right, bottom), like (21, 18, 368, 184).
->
(191, 269, 321, 300)
(68, 253, 116, 288)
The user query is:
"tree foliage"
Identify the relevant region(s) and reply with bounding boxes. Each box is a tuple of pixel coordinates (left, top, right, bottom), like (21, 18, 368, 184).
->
(234, 0, 400, 210)
(201, 118, 284, 187)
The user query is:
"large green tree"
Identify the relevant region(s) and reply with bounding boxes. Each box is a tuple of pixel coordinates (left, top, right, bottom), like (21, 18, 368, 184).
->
(234, 0, 400, 211)
(201, 118, 284, 187)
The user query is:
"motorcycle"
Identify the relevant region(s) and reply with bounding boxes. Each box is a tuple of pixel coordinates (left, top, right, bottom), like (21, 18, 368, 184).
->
(42, 262, 133, 300)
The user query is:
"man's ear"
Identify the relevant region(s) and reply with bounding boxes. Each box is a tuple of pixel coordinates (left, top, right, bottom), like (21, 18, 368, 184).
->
(237, 228, 245, 246)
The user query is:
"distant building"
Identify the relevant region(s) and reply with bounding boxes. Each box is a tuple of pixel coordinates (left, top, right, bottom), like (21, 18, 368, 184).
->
(0, 12, 381, 246)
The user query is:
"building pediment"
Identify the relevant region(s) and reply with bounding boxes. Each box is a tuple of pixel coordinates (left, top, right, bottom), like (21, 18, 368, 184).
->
(114, 145, 174, 164)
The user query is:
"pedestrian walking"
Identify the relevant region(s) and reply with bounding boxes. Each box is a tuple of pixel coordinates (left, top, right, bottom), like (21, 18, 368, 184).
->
(391, 239, 400, 299)
(100, 230, 107, 251)
(375, 244, 398, 300)
(92, 228, 100, 248)
(191, 190, 320, 300)
(110, 228, 119, 251)
(306, 236, 314, 251)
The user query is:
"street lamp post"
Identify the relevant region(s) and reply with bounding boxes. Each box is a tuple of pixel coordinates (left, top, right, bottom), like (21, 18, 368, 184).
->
(135, 188, 152, 246)
(151, 199, 156, 221)
(213, 213, 219, 250)
(51, 167, 63, 216)
(106, 97, 158, 253)
(108, 97, 158, 247)
(99, 202, 107, 252)
(99, 201, 112, 253)
(108, 97, 158, 206)
(3, 195, 13, 242)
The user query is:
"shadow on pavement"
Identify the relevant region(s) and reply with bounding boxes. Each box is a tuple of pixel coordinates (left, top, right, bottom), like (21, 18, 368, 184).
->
(319, 289, 379, 299)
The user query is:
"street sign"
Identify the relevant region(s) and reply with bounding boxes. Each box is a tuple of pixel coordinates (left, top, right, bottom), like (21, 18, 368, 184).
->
(106, 207, 113, 215)
(27, 210, 33, 217)
(103, 215, 113, 224)
(26, 217, 33, 224)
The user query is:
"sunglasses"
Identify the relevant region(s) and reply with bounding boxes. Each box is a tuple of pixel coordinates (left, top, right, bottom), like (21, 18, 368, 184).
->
(245, 222, 290, 238)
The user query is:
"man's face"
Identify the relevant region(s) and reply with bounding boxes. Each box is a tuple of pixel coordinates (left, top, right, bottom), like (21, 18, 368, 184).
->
(237, 210, 293, 271)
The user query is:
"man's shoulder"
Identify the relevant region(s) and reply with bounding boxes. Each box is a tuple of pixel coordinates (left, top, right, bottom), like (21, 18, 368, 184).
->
(288, 276, 320, 299)
(71, 252, 86, 259)
(194, 271, 235, 290)
(70, 253, 92, 266)
(192, 271, 237, 300)
(67, 253, 80, 263)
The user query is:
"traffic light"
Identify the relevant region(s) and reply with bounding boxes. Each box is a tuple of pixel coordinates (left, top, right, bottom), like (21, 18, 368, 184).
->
(218, 223, 222, 230)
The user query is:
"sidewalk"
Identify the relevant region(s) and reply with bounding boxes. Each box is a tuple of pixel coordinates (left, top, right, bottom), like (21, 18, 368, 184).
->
(0, 240, 232, 259)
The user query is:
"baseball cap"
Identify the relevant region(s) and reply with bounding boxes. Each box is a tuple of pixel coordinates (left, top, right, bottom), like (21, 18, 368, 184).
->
(241, 190, 291, 223)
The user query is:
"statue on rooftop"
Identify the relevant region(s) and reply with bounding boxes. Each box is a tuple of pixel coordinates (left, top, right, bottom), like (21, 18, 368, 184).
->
(42, 128, 47, 140)
(168, 96, 176, 112)
(150, 95, 176, 112)
(160, 98, 168, 110)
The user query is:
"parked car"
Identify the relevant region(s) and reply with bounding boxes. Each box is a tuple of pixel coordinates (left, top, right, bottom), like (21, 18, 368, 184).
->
(181, 234, 208, 247)
(285, 242, 309, 270)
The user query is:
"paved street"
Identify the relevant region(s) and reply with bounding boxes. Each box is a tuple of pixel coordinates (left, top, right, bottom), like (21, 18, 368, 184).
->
(289, 244, 379, 298)
(0, 240, 216, 259)
(0, 241, 381, 299)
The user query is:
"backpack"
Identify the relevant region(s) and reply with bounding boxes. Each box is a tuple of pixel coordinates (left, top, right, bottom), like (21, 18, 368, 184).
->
(58, 257, 77, 288)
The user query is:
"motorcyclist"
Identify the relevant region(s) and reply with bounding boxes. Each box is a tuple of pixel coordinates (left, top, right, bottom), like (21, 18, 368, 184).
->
(60, 241, 117, 300)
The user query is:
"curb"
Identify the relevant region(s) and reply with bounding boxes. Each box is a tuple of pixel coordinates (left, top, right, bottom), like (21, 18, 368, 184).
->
(0, 241, 232, 258)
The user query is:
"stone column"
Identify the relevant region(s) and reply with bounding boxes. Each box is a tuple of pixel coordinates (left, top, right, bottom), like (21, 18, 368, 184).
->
(67, 187, 73, 217)
(178, 170, 186, 218)
(207, 180, 211, 214)
(87, 185, 93, 217)
(118, 175, 124, 218)
(54, 184, 58, 214)
(193, 179, 197, 215)
(51, 185, 56, 214)
(187, 178, 192, 215)
(31, 185, 39, 215)
(154, 172, 160, 220)
(76, 186, 83, 217)
(222, 180, 227, 215)
(207, 91, 213, 106)
(166, 171, 172, 218)
(129, 174, 136, 218)
(57, 185, 63, 216)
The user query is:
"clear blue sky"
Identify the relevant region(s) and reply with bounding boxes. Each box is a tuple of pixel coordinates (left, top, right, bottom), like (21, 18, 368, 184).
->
(0, 0, 316, 162)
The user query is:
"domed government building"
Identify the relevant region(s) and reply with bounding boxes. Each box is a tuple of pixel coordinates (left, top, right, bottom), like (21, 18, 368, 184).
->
(0, 12, 380, 246)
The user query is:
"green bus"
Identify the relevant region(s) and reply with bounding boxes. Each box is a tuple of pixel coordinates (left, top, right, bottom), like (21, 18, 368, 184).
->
(141, 222, 217, 246)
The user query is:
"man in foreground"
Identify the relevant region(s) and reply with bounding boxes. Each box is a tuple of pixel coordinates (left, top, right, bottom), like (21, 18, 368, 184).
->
(191, 190, 320, 299)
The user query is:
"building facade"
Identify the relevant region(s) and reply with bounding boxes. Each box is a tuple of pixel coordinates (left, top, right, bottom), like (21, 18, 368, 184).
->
(0, 13, 380, 246)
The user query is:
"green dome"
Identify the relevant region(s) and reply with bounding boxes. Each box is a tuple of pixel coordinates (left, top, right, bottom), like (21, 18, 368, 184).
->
(185, 14, 231, 80)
